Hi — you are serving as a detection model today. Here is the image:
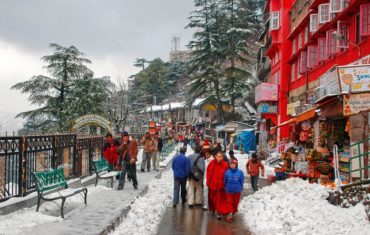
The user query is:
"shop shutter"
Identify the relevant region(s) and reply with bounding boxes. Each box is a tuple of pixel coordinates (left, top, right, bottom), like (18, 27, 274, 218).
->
(337, 21, 349, 49)
(307, 45, 318, 68)
(326, 29, 337, 57)
(270, 11, 280, 31)
(360, 4, 370, 36)
(299, 51, 307, 74)
(310, 14, 319, 33)
(318, 37, 327, 62)
(319, 4, 330, 24)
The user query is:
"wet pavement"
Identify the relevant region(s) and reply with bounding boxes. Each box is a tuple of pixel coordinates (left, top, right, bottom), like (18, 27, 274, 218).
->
(156, 178, 271, 235)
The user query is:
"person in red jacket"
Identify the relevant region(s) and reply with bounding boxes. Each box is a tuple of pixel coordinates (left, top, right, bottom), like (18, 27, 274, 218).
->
(206, 151, 229, 219)
(103, 133, 120, 170)
(246, 153, 265, 192)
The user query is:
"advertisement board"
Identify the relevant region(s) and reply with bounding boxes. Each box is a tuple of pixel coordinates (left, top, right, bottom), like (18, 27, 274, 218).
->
(257, 103, 278, 114)
(315, 66, 340, 103)
(337, 65, 370, 94)
(255, 83, 278, 104)
(343, 93, 370, 116)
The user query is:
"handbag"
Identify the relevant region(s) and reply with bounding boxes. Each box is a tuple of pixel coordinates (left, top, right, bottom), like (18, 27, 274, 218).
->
(190, 156, 203, 182)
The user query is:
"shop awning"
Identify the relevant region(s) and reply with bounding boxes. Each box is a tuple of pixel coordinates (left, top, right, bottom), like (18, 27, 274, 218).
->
(270, 118, 296, 131)
(295, 108, 316, 123)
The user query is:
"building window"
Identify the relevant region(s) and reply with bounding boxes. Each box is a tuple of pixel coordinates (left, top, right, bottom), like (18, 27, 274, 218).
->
(337, 21, 349, 49)
(304, 26, 309, 43)
(319, 4, 330, 24)
(292, 38, 296, 54)
(271, 11, 280, 31)
(360, 4, 370, 36)
(327, 29, 337, 57)
(356, 14, 361, 44)
(318, 37, 327, 62)
(308, 45, 318, 68)
(299, 51, 307, 74)
(310, 14, 319, 33)
(298, 33, 303, 49)
(291, 63, 296, 81)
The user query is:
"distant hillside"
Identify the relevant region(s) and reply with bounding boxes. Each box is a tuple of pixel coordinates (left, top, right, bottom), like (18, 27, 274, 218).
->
(0, 111, 24, 136)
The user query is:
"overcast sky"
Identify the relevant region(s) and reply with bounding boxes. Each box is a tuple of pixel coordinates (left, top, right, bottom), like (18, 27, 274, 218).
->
(0, 0, 194, 114)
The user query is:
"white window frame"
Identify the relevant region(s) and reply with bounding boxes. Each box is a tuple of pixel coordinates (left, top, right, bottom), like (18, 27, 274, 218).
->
(330, 0, 343, 13)
(319, 4, 330, 24)
(310, 14, 319, 33)
(270, 11, 280, 31)
(337, 21, 349, 49)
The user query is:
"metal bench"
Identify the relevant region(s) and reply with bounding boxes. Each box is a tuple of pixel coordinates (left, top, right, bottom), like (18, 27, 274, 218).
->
(32, 168, 88, 218)
(92, 159, 120, 188)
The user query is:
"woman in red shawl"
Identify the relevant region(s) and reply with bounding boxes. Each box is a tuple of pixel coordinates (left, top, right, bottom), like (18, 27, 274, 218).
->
(206, 152, 229, 219)
(103, 133, 120, 170)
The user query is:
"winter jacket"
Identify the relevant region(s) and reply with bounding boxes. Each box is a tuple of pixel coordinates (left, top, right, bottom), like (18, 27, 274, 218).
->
(206, 159, 229, 190)
(157, 137, 164, 152)
(188, 153, 205, 174)
(103, 139, 120, 165)
(141, 136, 155, 153)
(117, 139, 139, 165)
(204, 157, 212, 182)
(224, 168, 245, 194)
(172, 153, 190, 178)
(246, 159, 265, 176)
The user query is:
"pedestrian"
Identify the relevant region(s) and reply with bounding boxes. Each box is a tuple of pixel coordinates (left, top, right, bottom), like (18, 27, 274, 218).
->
(246, 153, 265, 192)
(152, 132, 163, 171)
(202, 151, 212, 210)
(206, 152, 229, 219)
(140, 132, 155, 172)
(172, 147, 190, 208)
(223, 158, 244, 222)
(188, 146, 205, 208)
(117, 131, 139, 190)
(228, 150, 236, 161)
(103, 133, 120, 170)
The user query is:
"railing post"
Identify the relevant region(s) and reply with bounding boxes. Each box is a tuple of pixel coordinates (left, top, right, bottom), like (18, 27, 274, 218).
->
(19, 136, 26, 197)
(89, 138, 92, 176)
(73, 135, 77, 177)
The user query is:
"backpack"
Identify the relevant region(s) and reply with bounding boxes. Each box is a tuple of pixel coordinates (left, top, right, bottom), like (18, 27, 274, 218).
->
(190, 156, 203, 182)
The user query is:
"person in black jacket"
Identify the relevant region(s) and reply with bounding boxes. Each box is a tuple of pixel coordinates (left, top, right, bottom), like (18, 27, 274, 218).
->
(152, 132, 164, 171)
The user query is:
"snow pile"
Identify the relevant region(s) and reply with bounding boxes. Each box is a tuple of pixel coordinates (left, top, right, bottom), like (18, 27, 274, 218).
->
(0, 185, 112, 233)
(111, 169, 173, 235)
(240, 178, 370, 235)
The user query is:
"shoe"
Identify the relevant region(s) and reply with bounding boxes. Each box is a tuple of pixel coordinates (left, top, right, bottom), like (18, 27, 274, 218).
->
(226, 216, 233, 223)
(216, 213, 222, 220)
(173, 204, 177, 208)
(117, 185, 123, 190)
(134, 186, 138, 190)
(140, 169, 145, 172)
(188, 204, 194, 208)
(195, 204, 202, 207)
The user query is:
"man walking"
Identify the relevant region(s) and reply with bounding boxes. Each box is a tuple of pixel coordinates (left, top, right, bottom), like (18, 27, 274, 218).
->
(141, 132, 155, 172)
(152, 132, 163, 171)
(188, 146, 205, 208)
(117, 131, 138, 190)
(246, 153, 265, 192)
(172, 147, 190, 208)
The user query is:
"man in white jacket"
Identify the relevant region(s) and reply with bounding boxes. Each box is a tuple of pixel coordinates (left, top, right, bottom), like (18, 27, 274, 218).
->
(202, 151, 213, 210)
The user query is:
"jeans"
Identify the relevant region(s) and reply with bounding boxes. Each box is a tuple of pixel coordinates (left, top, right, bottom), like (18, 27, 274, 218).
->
(250, 175, 259, 192)
(141, 152, 152, 171)
(173, 177, 187, 205)
(118, 161, 138, 188)
(151, 151, 160, 170)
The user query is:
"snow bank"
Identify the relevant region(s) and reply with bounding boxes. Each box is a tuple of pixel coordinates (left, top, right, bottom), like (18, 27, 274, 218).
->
(0, 186, 112, 234)
(111, 169, 173, 235)
(240, 178, 370, 235)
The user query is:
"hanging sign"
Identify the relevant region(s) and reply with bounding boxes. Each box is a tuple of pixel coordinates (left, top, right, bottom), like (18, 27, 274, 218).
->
(343, 93, 370, 116)
(337, 65, 370, 94)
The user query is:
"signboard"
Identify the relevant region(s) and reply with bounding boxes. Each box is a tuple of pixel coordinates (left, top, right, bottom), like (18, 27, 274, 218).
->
(315, 66, 340, 102)
(343, 93, 370, 116)
(257, 103, 278, 114)
(72, 114, 112, 132)
(148, 121, 156, 134)
(337, 65, 370, 94)
(255, 83, 278, 104)
(287, 101, 300, 116)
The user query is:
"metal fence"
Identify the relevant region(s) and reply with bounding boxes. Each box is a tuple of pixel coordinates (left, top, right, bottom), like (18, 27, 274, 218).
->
(0, 134, 105, 202)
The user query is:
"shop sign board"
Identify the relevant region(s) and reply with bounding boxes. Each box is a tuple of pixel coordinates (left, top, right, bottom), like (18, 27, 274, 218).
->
(255, 83, 278, 104)
(315, 66, 340, 102)
(337, 65, 370, 94)
(343, 93, 370, 116)
(287, 101, 300, 116)
(257, 103, 278, 114)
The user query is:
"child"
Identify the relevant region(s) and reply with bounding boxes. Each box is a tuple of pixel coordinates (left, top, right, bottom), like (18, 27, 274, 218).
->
(223, 158, 244, 223)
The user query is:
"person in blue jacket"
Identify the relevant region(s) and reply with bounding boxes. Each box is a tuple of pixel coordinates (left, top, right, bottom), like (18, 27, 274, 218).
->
(223, 158, 244, 222)
(172, 147, 190, 207)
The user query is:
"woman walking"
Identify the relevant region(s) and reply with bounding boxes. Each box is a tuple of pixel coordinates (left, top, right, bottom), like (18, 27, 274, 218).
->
(206, 152, 228, 219)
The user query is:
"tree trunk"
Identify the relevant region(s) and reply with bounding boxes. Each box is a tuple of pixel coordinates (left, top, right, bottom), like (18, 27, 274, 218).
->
(213, 79, 224, 124)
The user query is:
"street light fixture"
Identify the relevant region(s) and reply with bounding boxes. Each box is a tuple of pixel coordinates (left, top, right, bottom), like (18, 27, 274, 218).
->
(332, 32, 361, 57)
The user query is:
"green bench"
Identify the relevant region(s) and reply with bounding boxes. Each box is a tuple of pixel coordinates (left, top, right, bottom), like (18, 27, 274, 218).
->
(32, 168, 88, 218)
(92, 159, 121, 188)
